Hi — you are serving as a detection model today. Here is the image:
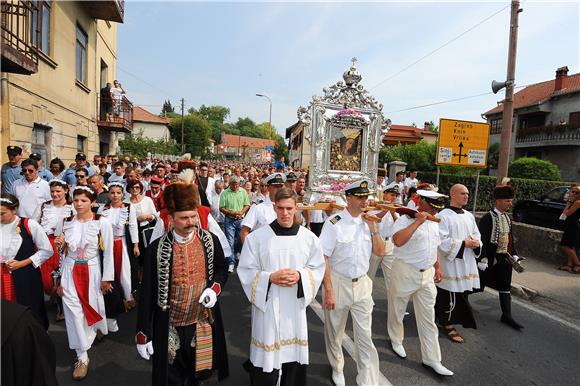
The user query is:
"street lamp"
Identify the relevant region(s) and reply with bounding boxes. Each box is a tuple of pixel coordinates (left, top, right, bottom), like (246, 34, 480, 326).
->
(256, 93, 272, 139)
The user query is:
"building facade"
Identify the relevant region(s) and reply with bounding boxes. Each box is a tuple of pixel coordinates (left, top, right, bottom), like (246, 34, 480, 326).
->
(484, 66, 580, 181)
(132, 106, 171, 141)
(215, 133, 275, 162)
(1, 1, 129, 166)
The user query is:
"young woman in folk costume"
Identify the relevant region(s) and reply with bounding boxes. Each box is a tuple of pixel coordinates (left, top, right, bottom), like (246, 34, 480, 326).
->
(39, 178, 74, 321)
(100, 182, 140, 327)
(54, 186, 114, 381)
(1, 192, 53, 330)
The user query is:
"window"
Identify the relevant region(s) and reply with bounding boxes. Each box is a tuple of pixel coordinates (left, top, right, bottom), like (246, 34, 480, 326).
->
(77, 135, 86, 153)
(569, 111, 580, 128)
(75, 25, 88, 84)
(32, 124, 51, 163)
(490, 118, 502, 134)
(31, 1, 51, 55)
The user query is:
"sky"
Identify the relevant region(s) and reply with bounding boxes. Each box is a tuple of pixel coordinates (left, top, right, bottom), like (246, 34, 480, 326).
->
(117, 1, 579, 136)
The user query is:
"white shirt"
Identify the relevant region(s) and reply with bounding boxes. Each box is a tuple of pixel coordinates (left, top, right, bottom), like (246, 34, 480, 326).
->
(392, 214, 440, 270)
(12, 177, 51, 221)
(101, 205, 139, 241)
(211, 192, 224, 223)
(131, 196, 158, 226)
(319, 209, 373, 279)
(404, 177, 418, 193)
(0, 217, 52, 267)
(395, 181, 405, 204)
(241, 196, 276, 232)
(40, 202, 74, 235)
(111, 87, 124, 102)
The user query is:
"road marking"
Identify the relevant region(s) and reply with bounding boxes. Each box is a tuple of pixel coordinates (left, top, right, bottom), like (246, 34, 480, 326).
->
(484, 288, 580, 333)
(310, 299, 393, 386)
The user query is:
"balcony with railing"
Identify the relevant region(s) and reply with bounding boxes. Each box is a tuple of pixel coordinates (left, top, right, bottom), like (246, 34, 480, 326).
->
(97, 95, 133, 133)
(1, 1, 38, 75)
(81, 0, 124, 23)
(515, 124, 580, 147)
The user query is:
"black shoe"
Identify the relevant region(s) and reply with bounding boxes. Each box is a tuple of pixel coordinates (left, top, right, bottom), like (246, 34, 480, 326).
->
(501, 314, 523, 330)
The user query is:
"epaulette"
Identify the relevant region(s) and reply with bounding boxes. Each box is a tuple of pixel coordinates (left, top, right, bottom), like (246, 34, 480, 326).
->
(330, 215, 341, 225)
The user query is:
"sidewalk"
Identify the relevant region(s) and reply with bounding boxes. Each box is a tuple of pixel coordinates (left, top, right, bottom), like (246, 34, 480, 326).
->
(510, 254, 580, 324)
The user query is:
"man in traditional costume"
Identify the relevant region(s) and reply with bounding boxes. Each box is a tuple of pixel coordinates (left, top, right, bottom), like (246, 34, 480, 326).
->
(435, 184, 482, 343)
(320, 180, 385, 386)
(238, 188, 325, 386)
(388, 190, 454, 376)
(477, 185, 524, 331)
(240, 173, 285, 244)
(136, 182, 229, 386)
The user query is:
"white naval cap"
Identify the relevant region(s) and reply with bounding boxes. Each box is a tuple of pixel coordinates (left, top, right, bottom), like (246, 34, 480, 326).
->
(344, 179, 371, 196)
(383, 182, 400, 195)
(264, 172, 286, 185)
(417, 189, 447, 209)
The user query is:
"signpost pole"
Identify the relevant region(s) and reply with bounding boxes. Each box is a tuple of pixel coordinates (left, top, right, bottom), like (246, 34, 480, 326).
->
(436, 166, 440, 187)
(472, 169, 481, 214)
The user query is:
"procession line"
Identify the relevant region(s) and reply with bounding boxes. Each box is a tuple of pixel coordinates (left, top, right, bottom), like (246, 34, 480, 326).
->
(484, 288, 580, 333)
(310, 299, 393, 386)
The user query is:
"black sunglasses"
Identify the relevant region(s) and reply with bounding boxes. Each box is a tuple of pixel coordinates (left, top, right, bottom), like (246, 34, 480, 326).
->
(75, 174, 87, 178)
(23, 168, 35, 174)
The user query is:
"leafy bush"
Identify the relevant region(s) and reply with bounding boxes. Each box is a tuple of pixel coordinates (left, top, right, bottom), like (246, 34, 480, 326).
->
(380, 141, 437, 171)
(419, 171, 567, 211)
(508, 157, 560, 181)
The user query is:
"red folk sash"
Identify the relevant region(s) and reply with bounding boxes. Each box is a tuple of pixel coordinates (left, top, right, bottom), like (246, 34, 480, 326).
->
(72, 247, 103, 326)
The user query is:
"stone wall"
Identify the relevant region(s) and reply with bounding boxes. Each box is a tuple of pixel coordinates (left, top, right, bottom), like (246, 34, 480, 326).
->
(475, 213, 577, 265)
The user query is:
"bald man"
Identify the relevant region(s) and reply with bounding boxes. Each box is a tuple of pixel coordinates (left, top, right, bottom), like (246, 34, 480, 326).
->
(435, 184, 482, 343)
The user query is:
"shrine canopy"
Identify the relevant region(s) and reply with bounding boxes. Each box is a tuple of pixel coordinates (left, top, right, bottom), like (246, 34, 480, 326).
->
(298, 58, 388, 205)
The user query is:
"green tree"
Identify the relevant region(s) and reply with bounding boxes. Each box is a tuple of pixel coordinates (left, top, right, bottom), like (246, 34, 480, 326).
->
(273, 135, 288, 160)
(160, 100, 174, 116)
(428, 120, 439, 133)
(508, 157, 560, 181)
(119, 131, 178, 158)
(190, 105, 231, 143)
(168, 114, 212, 157)
(379, 141, 437, 171)
(487, 142, 500, 170)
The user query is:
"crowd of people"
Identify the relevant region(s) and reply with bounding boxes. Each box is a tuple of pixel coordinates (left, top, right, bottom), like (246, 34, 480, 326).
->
(1, 145, 579, 386)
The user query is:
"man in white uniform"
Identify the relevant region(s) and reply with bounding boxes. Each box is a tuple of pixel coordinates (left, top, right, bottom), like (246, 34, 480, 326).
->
(435, 184, 482, 343)
(388, 189, 454, 376)
(320, 180, 385, 386)
(367, 183, 400, 293)
(240, 173, 285, 243)
(238, 188, 325, 386)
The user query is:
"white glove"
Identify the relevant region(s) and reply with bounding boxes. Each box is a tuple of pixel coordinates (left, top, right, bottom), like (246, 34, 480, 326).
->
(477, 262, 488, 271)
(199, 288, 217, 308)
(512, 255, 525, 262)
(137, 341, 154, 360)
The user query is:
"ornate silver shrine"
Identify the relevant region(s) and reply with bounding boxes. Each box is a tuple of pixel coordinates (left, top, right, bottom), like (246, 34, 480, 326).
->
(298, 58, 388, 205)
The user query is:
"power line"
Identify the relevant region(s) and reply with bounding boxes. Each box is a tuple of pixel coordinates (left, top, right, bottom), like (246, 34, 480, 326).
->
(385, 84, 526, 114)
(369, 3, 511, 91)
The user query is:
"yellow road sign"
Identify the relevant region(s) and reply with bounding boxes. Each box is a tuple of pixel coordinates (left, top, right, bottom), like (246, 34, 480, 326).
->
(436, 118, 490, 168)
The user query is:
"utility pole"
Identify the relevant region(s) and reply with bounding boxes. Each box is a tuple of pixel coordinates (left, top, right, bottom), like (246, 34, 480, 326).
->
(180, 98, 185, 154)
(497, 0, 522, 184)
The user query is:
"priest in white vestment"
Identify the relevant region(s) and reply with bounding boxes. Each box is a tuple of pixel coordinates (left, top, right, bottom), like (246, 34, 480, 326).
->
(238, 188, 325, 386)
(436, 184, 482, 343)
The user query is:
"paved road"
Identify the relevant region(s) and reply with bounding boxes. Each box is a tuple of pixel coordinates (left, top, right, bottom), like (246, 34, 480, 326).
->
(51, 269, 580, 386)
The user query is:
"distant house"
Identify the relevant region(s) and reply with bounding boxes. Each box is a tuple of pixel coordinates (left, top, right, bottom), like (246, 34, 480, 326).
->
(216, 134, 275, 162)
(383, 122, 438, 146)
(285, 121, 309, 169)
(132, 106, 172, 141)
(483, 66, 580, 181)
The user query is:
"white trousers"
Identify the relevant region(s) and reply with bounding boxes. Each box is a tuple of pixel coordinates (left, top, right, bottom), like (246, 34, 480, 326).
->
(323, 272, 380, 386)
(387, 258, 441, 364)
(368, 238, 395, 293)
